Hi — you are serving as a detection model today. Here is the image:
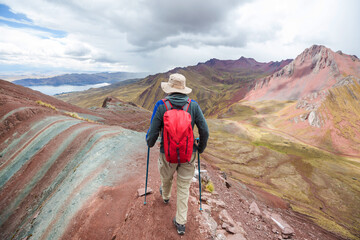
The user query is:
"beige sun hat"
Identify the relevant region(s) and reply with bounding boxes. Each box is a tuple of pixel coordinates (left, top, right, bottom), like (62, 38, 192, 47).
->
(161, 73, 192, 94)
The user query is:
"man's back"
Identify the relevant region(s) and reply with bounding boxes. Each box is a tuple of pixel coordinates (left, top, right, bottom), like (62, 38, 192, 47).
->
(146, 73, 209, 235)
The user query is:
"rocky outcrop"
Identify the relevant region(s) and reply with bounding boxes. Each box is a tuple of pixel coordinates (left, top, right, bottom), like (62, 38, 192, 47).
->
(293, 90, 329, 127)
(333, 75, 360, 87)
(308, 111, 321, 127)
(295, 91, 328, 110)
(94, 96, 151, 131)
(263, 210, 295, 239)
(306, 45, 339, 74)
(293, 75, 360, 127)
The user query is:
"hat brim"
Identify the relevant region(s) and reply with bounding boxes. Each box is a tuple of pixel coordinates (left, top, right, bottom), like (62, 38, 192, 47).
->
(161, 82, 192, 94)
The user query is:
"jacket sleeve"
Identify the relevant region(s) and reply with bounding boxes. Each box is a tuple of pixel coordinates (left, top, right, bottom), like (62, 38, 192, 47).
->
(146, 101, 163, 147)
(194, 103, 209, 153)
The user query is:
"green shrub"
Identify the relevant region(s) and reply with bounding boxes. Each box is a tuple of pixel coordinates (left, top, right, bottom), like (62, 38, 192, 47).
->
(205, 181, 215, 193)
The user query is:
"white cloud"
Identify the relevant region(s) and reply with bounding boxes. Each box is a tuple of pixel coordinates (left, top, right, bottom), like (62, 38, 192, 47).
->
(0, 0, 359, 76)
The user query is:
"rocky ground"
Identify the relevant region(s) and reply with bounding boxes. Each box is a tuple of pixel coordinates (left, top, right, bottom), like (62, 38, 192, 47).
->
(82, 144, 344, 240)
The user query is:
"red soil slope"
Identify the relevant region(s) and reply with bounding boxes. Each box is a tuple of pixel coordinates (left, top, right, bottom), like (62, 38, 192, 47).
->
(0, 80, 150, 239)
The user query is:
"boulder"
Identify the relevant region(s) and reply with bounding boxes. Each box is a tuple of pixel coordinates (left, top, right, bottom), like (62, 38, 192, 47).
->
(272, 227, 279, 234)
(200, 212, 218, 237)
(222, 222, 230, 229)
(308, 111, 321, 127)
(201, 171, 211, 183)
(194, 169, 210, 183)
(208, 199, 226, 208)
(282, 226, 294, 236)
(294, 117, 298, 124)
(249, 201, 261, 216)
(222, 222, 246, 235)
(214, 231, 227, 240)
(269, 213, 295, 237)
(300, 113, 308, 121)
(226, 224, 245, 235)
(219, 209, 236, 227)
(201, 195, 210, 202)
(201, 203, 212, 214)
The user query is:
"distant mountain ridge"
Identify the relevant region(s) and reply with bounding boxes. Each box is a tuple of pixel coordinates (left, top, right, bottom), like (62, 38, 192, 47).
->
(134, 57, 292, 115)
(13, 72, 147, 86)
(56, 57, 292, 115)
(198, 56, 291, 73)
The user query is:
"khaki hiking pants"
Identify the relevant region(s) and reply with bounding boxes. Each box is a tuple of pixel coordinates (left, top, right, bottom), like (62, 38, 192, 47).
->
(158, 152, 196, 225)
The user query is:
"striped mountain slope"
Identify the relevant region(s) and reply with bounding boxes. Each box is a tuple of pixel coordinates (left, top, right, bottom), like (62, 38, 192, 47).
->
(0, 80, 148, 239)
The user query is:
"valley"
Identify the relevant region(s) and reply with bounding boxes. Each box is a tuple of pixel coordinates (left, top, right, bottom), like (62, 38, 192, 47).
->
(205, 101, 360, 239)
(56, 45, 360, 239)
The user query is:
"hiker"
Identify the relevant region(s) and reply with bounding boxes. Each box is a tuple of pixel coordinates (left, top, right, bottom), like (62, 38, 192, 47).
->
(146, 73, 209, 235)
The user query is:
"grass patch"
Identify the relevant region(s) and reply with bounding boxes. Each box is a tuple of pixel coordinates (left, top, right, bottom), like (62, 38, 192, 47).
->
(36, 100, 57, 111)
(321, 82, 360, 144)
(205, 181, 214, 193)
(291, 204, 357, 240)
(64, 112, 96, 123)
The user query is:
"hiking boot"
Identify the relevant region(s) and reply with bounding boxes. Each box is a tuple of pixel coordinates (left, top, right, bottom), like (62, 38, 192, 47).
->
(173, 217, 185, 235)
(159, 186, 169, 204)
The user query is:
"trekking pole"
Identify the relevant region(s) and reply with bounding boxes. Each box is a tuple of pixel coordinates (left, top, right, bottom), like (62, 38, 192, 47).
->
(144, 146, 150, 205)
(196, 138, 203, 211)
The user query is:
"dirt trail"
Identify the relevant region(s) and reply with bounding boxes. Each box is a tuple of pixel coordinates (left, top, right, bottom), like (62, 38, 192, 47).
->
(62, 146, 207, 240)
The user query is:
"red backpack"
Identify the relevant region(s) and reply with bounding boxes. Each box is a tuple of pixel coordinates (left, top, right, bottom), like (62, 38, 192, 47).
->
(162, 98, 194, 163)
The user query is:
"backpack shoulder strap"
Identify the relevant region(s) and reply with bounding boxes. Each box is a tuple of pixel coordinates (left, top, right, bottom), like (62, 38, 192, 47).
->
(162, 98, 172, 111)
(182, 98, 191, 112)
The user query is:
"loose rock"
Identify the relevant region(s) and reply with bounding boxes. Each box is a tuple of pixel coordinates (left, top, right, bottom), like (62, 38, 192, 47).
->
(215, 232, 227, 240)
(208, 199, 226, 208)
(249, 201, 261, 216)
(268, 213, 295, 237)
(212, 191, 219, 196)
(201, 203, 212, 214)
(226, 233, 247, 240)
(219, 209, 236, 227)
(137, 187, 153, 197)
(198, 212, 218, 237)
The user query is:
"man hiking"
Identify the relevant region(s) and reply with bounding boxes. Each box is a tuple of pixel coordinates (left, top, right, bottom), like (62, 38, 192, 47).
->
(146, 73, 209, 235)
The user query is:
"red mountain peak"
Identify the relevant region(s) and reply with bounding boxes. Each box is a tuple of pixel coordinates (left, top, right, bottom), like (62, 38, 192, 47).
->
(245, 45, 360, 101)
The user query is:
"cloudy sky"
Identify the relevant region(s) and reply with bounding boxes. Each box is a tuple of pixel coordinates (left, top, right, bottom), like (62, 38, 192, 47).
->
(0, 0, 359, 77)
